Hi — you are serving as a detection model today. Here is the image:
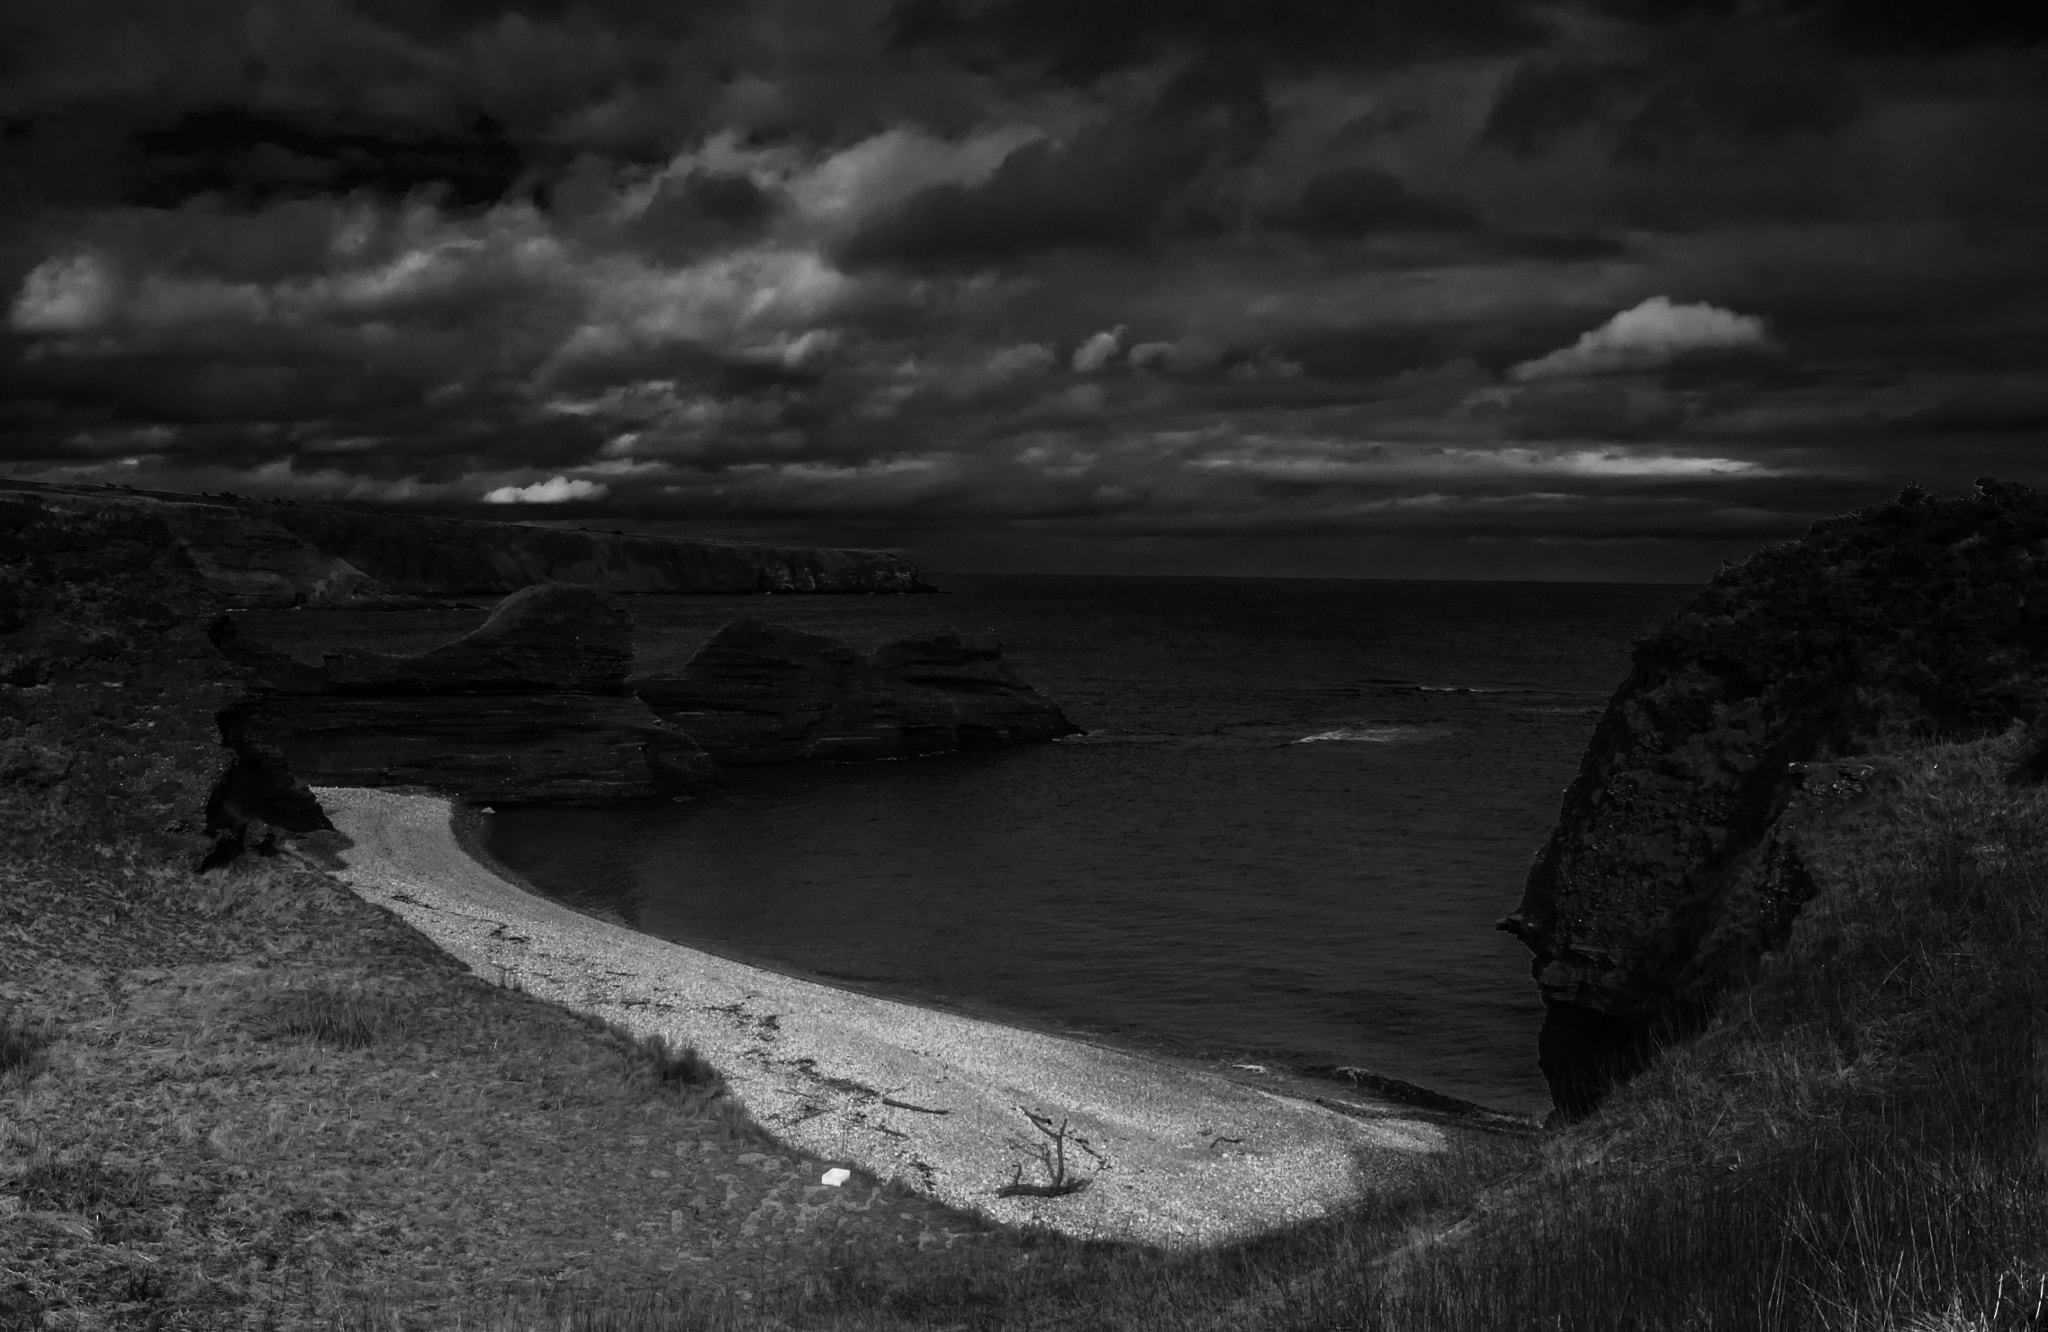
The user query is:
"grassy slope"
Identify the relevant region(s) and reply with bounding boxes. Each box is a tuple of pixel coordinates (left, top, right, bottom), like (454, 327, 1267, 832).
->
(5, 730, 2043, 1330)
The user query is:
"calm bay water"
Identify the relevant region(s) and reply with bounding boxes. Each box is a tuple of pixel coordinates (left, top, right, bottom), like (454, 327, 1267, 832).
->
(486, 574, 1694, 1115)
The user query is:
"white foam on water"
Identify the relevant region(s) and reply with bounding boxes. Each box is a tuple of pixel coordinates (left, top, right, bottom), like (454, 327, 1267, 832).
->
(1293, 727, 1420, 744)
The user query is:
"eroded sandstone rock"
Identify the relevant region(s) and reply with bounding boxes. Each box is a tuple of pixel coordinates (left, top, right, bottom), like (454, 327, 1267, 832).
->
(635, 618, 1080, 763)
(1504, 479, 2048, 1118)
(229, 583, 716, 804)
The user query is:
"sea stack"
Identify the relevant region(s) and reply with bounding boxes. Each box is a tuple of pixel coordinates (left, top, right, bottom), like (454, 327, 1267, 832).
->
(635, 618, 1082, 762)
(1504, 479, 2048, 1119)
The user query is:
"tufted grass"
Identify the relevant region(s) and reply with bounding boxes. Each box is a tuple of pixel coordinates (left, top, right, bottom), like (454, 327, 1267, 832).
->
(0, 1006, 51, 1081)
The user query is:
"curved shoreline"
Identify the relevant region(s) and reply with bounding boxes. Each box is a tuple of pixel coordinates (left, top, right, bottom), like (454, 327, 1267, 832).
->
(315, 786, 1451, 1248)
(454, 801, 1539, 1130)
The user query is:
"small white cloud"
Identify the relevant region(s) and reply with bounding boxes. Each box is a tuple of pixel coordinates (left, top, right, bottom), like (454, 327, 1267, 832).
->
(983, 342, 1057, 380)
(481, 476, 609, 504)
(11, 252, 122, 334)
(1071, 325, 1127, 374)
(1510, 296, 1772, 382)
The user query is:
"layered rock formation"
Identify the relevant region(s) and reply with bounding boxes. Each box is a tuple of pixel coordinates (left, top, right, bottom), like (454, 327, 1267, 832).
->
(0, 479, 929, 604)
(3, 483, 398, 610)
(636, 618, 1081, 762)
(223, 585, 717, 805)
(1504, 480, 2048, 1118)
(0, 497, 328, 863)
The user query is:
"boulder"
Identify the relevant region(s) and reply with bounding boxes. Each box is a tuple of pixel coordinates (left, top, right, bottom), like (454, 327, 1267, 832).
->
(228, 583, 716, 804)
(636, 618, 1079, 763)
(1502, 480, 2048, 1119)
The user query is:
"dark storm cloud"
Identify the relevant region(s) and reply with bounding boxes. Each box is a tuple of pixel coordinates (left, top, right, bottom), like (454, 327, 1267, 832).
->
(1267, 167, 1480, 237)
(2, 0, 2046, 579)
(834, 132, 1175, 266)
(1586, 1, 2048, 53)
(889, 0, 1549, 82)
(835, 56, 1270, 268)
(1480, 11, 1862, 159)
(125, 105, 543, 210)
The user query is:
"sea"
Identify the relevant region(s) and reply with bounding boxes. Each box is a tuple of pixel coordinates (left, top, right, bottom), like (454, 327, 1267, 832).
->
(484, 574, 1696, 1117)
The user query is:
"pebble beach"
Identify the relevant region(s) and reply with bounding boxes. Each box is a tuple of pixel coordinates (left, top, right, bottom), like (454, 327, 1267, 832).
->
(314, 786, 1449, 1248)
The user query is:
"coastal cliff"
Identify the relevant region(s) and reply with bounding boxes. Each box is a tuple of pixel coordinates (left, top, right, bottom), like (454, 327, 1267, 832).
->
(635, 618, 1082, 762)
(0, 479, 929, 606)
(1, 496, 1066, 860)
(0, 496, 327, 864)
(220, 584, 718, 807)
(1503, 479, 2048, 1117)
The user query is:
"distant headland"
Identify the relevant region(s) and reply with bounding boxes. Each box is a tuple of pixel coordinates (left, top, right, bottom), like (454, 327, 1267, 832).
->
(0, 477, 931, 605)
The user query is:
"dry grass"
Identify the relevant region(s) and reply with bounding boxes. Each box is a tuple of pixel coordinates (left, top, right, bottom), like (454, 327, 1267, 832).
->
(7, 735, 2043, 1330)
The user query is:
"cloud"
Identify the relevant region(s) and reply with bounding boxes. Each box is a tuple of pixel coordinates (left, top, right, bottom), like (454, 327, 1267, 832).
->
(1128, 335, 1224, 376)
(833, 60, 1271, 269)
(9, 251, 121, 333)
(481, 475, 608, 504)
(1267, 167, 1479, 237)
(787, 124, 1046, 230)
(1, 0, 2043, 583)
(1479, 13, 1862, 160)
(1508, 297, 1773, 382)
(1070, 326, 1126, 373)
(1228, 346, 1306, 382)
(833, 131, 1177, 267)
(888, 0, 1549, 83)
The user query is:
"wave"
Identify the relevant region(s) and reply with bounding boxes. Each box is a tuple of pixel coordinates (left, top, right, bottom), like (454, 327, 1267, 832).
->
(1293, 726, 1423, 744)
(1365, 677, 1520, 696)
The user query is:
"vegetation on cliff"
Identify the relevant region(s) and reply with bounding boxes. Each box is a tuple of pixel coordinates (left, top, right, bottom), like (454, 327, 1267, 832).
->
(5, 484, 2044, 1329)
(1507, 479, 2048, 1117)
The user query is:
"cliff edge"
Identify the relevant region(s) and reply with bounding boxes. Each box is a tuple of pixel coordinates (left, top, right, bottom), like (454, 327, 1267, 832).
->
(0, 479, 930, 605)
(1504, 478, 2048, 1118)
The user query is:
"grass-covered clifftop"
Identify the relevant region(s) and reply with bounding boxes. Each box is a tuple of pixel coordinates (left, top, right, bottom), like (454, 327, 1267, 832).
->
(5, 484, 2043, 1328)
(6, 737, 2040, 1329)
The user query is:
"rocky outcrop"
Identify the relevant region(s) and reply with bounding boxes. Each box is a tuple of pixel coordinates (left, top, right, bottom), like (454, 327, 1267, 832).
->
(0, 482, 410, 610)
(636, 618, 1081, 763)
(1503, 480, 2048, 1119)
(0, 478, 931, 603)
(0, 497, 328, 863)
(223, 584, 716, 805)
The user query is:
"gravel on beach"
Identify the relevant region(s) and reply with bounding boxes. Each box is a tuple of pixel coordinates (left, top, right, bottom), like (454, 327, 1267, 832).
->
(314, 787, 1447, 1248)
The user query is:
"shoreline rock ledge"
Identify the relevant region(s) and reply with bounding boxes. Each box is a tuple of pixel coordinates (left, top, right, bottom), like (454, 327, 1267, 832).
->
(1504, 479, 2048, 1120)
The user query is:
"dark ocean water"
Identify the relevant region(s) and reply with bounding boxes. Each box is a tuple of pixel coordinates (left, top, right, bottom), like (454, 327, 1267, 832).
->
(486, 574, 1695, 1116)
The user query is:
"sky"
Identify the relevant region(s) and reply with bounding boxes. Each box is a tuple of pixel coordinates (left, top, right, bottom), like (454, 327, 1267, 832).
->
(2, 1, 2045, 581)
